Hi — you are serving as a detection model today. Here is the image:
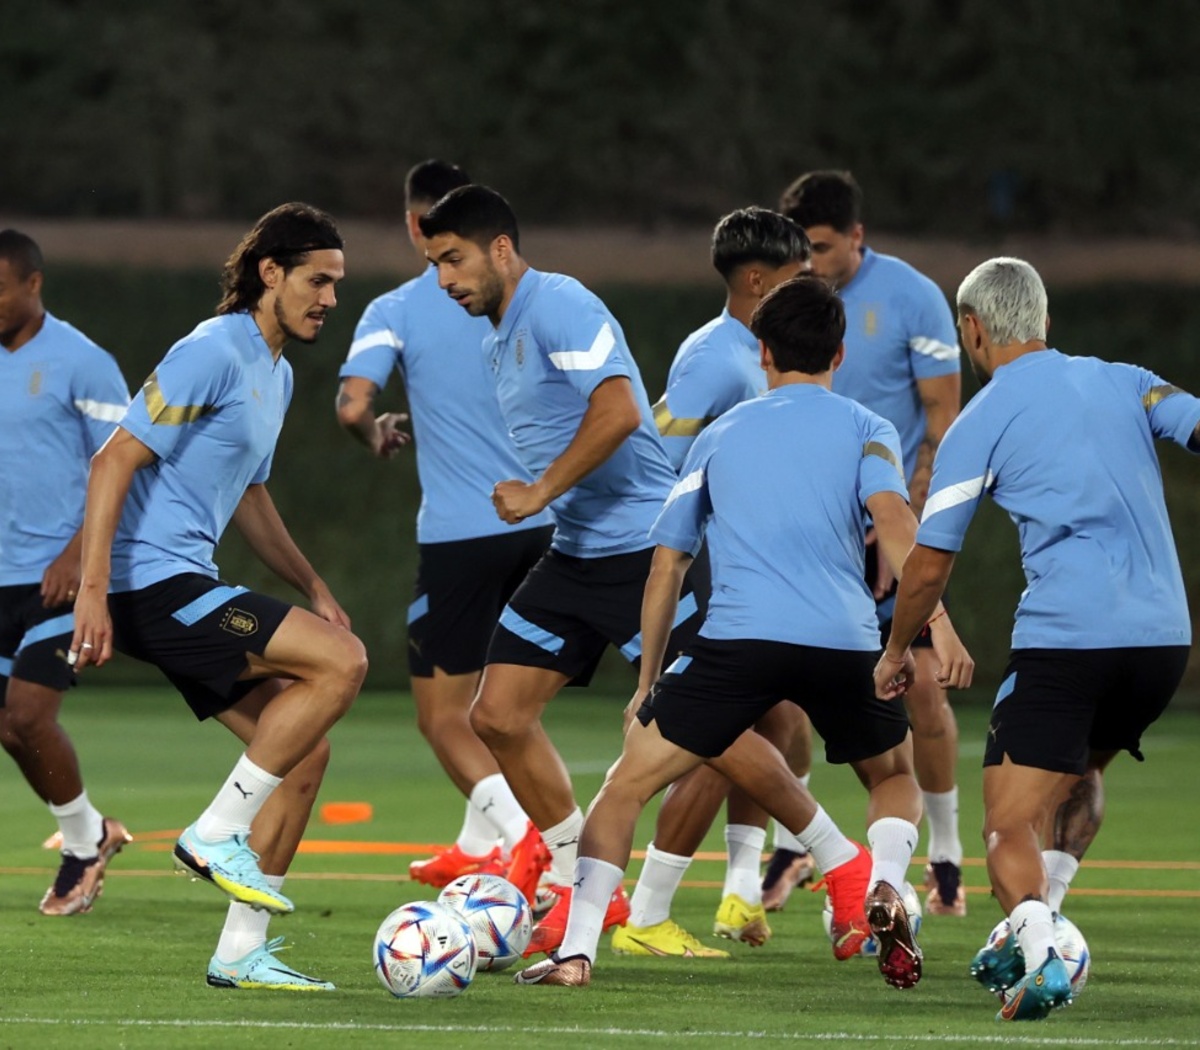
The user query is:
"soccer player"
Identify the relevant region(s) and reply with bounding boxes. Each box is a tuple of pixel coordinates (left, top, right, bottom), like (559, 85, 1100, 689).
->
(514, 275, 974, 989)
(420, 185, 705, 956)
(0, 229, 132, 916)
(615, 207, 811, 957)
(337, 161, 552, 888)
(69, 203, 366, 990)
(876, 256, 1199, 1021)
(778, 170, 967, 916)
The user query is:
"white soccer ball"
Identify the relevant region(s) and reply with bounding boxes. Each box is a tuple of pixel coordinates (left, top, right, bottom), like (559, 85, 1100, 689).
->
(822, 880, 922, 958)
(988, 912, 1090, 1000)
(373, 900, 478, 998)
(438, 872, 533, 971)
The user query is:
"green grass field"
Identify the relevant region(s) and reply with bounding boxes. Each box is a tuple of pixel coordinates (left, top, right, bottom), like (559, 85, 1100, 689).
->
(1, 689, 1197, 1049)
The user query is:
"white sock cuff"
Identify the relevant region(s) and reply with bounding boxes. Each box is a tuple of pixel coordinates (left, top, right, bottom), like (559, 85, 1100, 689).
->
(469, 773, 506, 808)
(48, 791, 92, 819)
(645, 842, 693, 871)
(724, 823, 767, 850)
(542, 807, 584, 850)
(237, 753, 283, 789)
(1042, 849, 1080, 881)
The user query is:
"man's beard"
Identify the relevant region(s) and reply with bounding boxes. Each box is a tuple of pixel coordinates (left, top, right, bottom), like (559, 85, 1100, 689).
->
(275, 296, 321, 344)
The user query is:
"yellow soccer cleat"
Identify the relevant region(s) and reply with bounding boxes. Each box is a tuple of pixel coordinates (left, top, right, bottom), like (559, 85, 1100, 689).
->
(713, 893, 772, 947)
(612, 918, 730, 958)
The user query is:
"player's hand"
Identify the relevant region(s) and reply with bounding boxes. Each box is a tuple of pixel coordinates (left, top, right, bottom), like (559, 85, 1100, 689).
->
(622, 686, 652, 734)
(492, 479, 548, 525)
(310, 580, 353, 630)
(928, 617, 975, 689)
(864, 527, 895, 599)
(374, 412, 411, 459)
(68, 586, 113, 670)
(873, 648, 915, 700)
(40, 546, 82, 609)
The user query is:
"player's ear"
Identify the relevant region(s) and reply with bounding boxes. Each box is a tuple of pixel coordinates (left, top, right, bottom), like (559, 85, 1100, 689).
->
(758, 339, 772, 371)
(831, 343, 846, 372)
(259, 256, 281, 291)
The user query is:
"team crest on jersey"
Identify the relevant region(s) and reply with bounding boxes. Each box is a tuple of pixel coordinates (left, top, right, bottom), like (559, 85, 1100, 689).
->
(221, 608, 258, 637)
(28, 369, 43, 395)
(864, 308, 879, 337)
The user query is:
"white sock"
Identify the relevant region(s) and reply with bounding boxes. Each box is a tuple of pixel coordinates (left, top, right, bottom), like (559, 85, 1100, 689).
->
(558, 857, 624, 963)
(628, 842, 691, 927)
(923, 788, 963, 865)
(1043, 850, 1080, 915)
(795, 805, 857, 874)
(773, 775, 811, 853)
(215, 874, 282, 962)
(455, 796, 499, 857)
(49, 790, 104, 859)
(723, 824, 767, 903)
(542, 807, 584, 885)
(867, 817, 920, 892)
(469, 773, 529, 854)
(1010, 898, 1057, 970)
(195, 754, 282, 842)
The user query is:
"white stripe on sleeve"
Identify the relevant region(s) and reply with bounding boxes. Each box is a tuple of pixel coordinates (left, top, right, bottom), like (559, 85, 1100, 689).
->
(921, 471, 992, 523)
(909, 336, 959, 362)
(663, 468, 704, 509)
(548, 322, 615, 371)
(74, 398, 128, 423)
(347, 330, 403, 360)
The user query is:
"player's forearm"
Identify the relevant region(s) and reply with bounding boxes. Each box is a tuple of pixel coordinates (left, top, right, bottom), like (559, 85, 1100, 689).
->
(885, 546, 952, 658)
(232, 485, 323, 598)
(636, 547, 691, 693)
(535, 379, 640, 505)
(336, 382, 382, 452)
(78, 444, 140, 593)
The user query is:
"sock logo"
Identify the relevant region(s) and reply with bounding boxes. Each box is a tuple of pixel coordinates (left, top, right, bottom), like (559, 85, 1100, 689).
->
(233, 782, 253, 800)
(480, 798, 496, 814)
(554, 836, 579, 849)
(573, 875, 586, 890)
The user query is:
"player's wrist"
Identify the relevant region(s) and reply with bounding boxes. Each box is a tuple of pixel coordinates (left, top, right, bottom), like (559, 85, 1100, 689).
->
(881, 648, 907, 665)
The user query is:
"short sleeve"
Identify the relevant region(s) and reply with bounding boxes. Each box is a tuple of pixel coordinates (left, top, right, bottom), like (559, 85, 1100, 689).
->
(648, 433, 714, 556)
(339, 297, 404, 390)
(657, 344, 746, 471)
(536, 294, 631, 401)
(1132, 366, 1200, 450)
(916, 409, 993, 552)
(905, 278, 960, 381)
(72, 349, 131, 456)
(120, 338, 235, 462)
(858, 415, 909, 505)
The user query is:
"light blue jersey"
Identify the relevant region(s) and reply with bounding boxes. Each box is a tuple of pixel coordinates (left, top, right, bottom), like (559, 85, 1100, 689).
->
(651, 383, 908, 649)
(485, 269, 677, 558)
(0, 313, 129, 585)
(655, 309, 765, 471)
(834, 248, 959, 480)
(112, 312, 292, 592)
(919, 350, 1200, 649)
(340, 266, 551, 543)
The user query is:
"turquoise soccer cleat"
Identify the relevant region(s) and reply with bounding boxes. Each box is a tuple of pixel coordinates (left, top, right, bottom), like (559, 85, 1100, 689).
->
(996, 951, 1073, 1021)
(207, 937, 334, 991)
(173, 824, 294, 914)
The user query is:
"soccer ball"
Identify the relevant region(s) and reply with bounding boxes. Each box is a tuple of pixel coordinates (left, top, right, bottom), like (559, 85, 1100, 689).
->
(373, 900, 478, 998)
(988, 912, 1090, 999)
(438, 872, 533, 972)
(822, 880, 922, 958)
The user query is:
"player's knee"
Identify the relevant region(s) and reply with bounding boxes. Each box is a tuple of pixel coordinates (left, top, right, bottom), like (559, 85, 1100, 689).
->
(321, 632, 368, 705)
(0, 696, 49, 742)
(468, 696, 531, 745)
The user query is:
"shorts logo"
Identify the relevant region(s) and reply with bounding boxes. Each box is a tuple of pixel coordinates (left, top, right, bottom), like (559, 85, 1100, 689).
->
(221, 608, 258, 637)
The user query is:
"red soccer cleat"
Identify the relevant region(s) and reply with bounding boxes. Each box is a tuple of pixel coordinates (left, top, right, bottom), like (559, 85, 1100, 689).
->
(813, 841, 872, 961)
(524, 883, 631, 958)
(503, 822, 551, 906)
(409, 843, 503, 889)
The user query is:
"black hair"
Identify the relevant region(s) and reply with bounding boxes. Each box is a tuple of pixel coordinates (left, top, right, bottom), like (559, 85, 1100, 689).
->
(711, 207, 811, 281)
(217, 202, 343, 315)
(418, 185, 520, 253)
(749, 274, 846, 374)
(405, 160, 472, 208)
(778, 171, 863, 233)
(0, 229, 44, 279)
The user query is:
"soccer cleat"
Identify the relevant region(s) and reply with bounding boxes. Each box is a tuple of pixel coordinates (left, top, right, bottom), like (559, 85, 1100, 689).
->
(408, 843, 503, 889)
(713, 893, 772, 947)
(39, 816, 133, 917)
(996, 951, 1073, 1021)
(206, 936, 334, 991)
(173, 825, 294, 914)
(971, 921, 1026, 993)
(524, 883, 631, 957)
(504, 821, 552, 909)
(513, 952, 591, 986)
(612, 918, 730, 958)
(924, 860, 967, 917)
(761, 848, 817, 912)
(867, 880, 923, 989)
(815, 841, 872, 960)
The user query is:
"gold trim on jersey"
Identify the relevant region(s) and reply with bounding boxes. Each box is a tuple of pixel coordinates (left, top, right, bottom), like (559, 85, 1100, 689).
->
(653, 396, 711, 438)
(863, 440, 904, 479)
(1143, 384, 1183, 411)
(143, 372, 215, 425)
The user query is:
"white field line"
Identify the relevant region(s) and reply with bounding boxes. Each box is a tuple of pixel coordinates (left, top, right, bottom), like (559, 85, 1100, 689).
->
(0, 1018, 1198, 1045)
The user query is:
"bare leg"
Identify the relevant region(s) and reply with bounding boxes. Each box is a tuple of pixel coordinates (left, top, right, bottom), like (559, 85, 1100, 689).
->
(0, 679, 82, 805)
(412, 669, 496, 797)
(1047, 751, 1113, 859)
(905, 650, 958, 794)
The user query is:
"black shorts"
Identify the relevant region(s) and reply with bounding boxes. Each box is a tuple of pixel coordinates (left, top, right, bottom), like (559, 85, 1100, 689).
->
(109, 573, 292, 721)
(486, 546, 706, 687)
(637, 636, 911, 761)
(0, 584, 76, 696)
(408, 526, 553, 678)
(866, 542, 935, 651)
(984, 646, 1189, 775)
